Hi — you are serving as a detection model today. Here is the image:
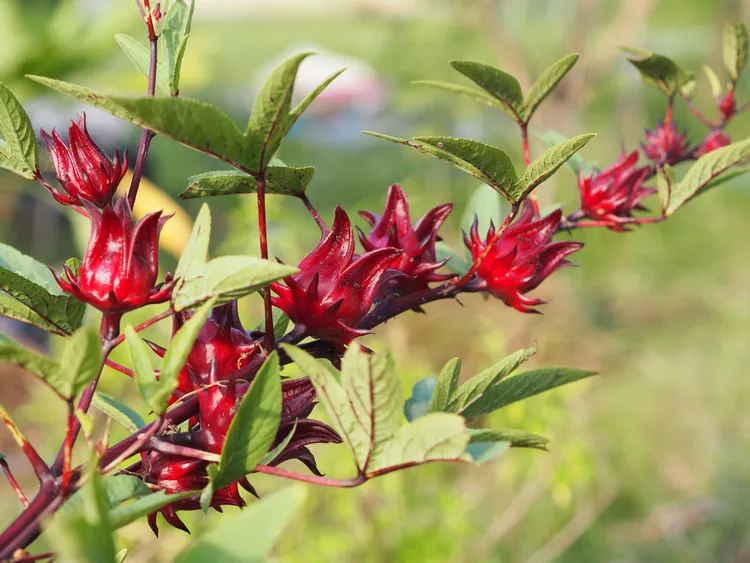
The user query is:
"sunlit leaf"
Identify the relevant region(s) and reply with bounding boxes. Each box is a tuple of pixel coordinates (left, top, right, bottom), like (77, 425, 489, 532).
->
(0, 82, 38, 179)
(179, 165, 315, 199)
(521, 53, 579, 121)
(724, 22, 749, 80)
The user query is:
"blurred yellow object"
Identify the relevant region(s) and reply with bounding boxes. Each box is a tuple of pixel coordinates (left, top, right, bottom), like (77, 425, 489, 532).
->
(117, 171, 194, 258)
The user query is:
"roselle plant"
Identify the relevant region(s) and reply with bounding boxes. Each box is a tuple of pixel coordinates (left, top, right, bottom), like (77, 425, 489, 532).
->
(0, 1, 748, 560)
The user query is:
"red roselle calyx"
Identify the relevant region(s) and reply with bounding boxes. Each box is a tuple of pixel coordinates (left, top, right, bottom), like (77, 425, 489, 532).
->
(718, 90, 736, 122)
(641, 121, 691, 165)
(271, 206, 402, 346)
(39, 114, 127, 210)
(148, 302, 262, 405)
(52, 197, 172, 314)
(694, 130, 731, 158)
(464, 203, 583, 313)
(358, 184, 455, 295)
(577, 151, 655, 231)
(143, 364, 341, 534)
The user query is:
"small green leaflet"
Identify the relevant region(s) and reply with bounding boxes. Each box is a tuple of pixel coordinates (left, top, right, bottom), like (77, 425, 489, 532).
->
(449, 60, 523, 120)
(723, 22, 748, 81)
(179, 165, 315, 199)
(520, 53, 580, 121)
(403, 377, 437, 422)
(468, 427, 549, 450)
(283, 345, 470, 477)
(666, 137, 750, 215)
(624, 47, 694, 97)
(109, 489, 196, 530)
(0, 82, 38, 179)
(171, 204, 297, 311)
(162, 0, 195, 95)
(91, 392, 145, 434)
(517, 134, 595, 199)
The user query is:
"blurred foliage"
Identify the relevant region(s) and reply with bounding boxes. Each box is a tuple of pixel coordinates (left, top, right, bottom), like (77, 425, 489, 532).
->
(2, 0, 750, 561)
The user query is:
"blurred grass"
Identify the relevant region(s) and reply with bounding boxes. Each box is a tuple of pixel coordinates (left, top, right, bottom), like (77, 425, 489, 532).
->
(2, 0, 750, 561)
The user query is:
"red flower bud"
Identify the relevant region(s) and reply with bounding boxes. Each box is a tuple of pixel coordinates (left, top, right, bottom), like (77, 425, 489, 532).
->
(51, 197, 171, 314)
(271, 206, 401, 345)
(694, 130, 731, 158)
(464, 203, 582, 312)
(641, 121, 691, 165)
(359, 184, 454, 295)
(718, 90, 736, 121)
(577, 151, 655, 231)
(40, 114, 127, 209)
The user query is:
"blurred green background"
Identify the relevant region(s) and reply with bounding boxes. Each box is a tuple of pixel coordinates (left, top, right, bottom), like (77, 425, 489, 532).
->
(2, 0, 750, 561)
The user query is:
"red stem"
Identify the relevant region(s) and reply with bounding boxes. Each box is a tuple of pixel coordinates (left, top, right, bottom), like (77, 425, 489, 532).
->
(302, 194, 328, 232)
(254, 464, 367, 488)
(127, 1, 158, 207)
(520, 124, 539, 214)
(256, 174, 275, 351)
(664, 96, 674, 131)
(108, 308, 172, 351)
(147, 438, 220, 462)
(61, 402, 74, 496)
(1, 458, 29, 507)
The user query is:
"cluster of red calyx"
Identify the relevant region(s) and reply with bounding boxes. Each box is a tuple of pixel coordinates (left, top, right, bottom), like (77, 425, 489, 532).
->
(142, 303, 341, 534)
(270, 206, 402, 346)
(641, 121, 692, 165)
(577, 151, 655, 231)
(41, 115, 172, 318)
(464, 203, 583, 313)
(358, 184, 455, 295)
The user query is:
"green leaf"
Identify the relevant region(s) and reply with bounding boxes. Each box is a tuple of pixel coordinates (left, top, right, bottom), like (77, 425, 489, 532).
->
(172, 256, 297, 311)
(174, 203, 211, 284)
(461, 183, 506, 236)
(656, 164, 675, 215)
(214, 352, 282, 489)
(0, 82, 38, 179)
(413, 80, 510, 113)
(58, 326, 102, 398)
(109, 489, 196, 530)
(175, 486, 306, 563)
(461, 367, 597, 420)
(114, 34, 170, 95)
(28, 76, 250, 171)
(518, 134, 595, 198)
(126, 325, 161, 413)
(723, 22, 748, 80)
(245, 52, 343, 172)
(0, 243, 62, 293)
(162, 0, 195, 95)
(261, 419, 297, 466)
(157, 298, 216, 412)
(91, 392, 145, 434)
(59, 474, 152, 520)
(0, 341, 78, 398)
(179, 165, 315, 199)
(536, 130, 588, 175)
(49, 470, 117, 563)
(704, 65, 723, 99)
(701, 165, 750, 195)
(449, 60, 523, 120)
(521, 53, 580, 122)
(365, 132, 520, 203)
(367, 412, 471, 475)
(403, 377, 436, 422)
(430, 358, 462, 413)
(666, 137, 750, 215)
(256, 308, 291, 340)
(468, 427, 549, 450)
(625, 49, 694, 96)
(444, 346, 536, 414)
